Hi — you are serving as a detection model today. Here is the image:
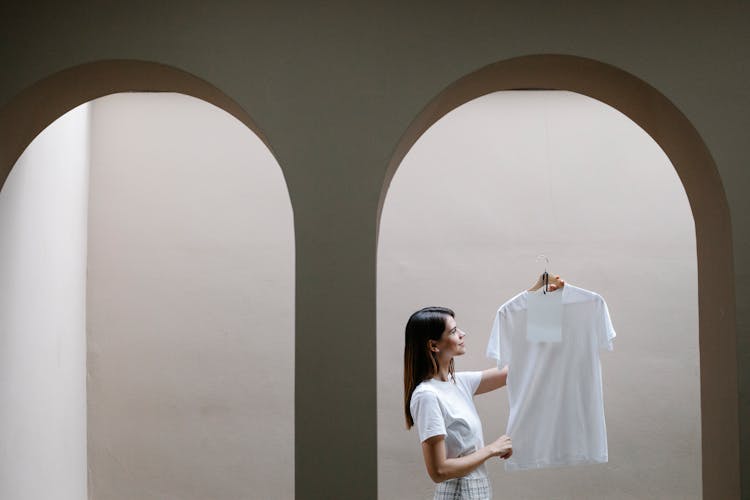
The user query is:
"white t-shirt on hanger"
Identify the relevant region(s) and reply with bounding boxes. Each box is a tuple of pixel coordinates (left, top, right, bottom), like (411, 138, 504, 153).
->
(410, 371, 488, 480)
(486, 283, 616, 471)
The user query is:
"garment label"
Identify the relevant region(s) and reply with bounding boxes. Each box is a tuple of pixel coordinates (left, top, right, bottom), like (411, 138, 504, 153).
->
(526, 288, 563, 342)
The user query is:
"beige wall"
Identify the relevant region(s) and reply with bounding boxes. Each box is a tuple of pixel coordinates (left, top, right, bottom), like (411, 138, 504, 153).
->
(86, 93, 294, 499)
(378, 91, 699, 498)
(0, 104, 90, 500)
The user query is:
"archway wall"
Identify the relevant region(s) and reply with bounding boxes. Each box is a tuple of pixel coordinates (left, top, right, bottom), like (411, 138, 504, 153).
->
(0, 4, 747, 498)
(0, 60, 272, 191)
(379, 55, 738, 499)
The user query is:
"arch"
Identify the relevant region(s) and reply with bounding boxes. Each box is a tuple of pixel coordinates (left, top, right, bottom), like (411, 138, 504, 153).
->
(0, 59, 278, 192)
(0, 62, 295, 499)
(378, 54, 739, 499)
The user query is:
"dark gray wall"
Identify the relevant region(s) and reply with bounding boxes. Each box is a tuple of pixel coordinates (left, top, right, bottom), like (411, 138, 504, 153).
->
(0, 2, 747, 498)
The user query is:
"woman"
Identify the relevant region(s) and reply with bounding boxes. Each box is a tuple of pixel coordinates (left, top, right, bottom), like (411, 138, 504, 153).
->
(404, 276, 563, 499)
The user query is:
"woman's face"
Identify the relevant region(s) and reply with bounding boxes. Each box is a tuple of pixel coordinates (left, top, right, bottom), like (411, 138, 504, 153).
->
(433, 315, 466, 358)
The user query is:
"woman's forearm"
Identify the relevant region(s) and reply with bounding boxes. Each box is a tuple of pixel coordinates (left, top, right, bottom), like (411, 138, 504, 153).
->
(432, 445, 496, 482)
(423, 433, 512, 483)
(475, 365, 508, 395)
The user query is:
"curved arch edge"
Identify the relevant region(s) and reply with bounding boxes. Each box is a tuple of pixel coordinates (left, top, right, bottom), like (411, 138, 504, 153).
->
(0, 59, 276, 193)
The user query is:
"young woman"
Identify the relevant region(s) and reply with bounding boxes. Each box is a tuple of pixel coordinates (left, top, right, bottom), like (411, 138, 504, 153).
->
(404, 276, 564, 499)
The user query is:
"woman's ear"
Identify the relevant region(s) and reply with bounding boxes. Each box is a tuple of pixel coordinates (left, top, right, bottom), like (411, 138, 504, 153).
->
(429, 340, 439, 353)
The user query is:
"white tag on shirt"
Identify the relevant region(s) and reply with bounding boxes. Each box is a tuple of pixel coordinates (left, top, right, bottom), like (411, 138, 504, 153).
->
(526, 288, 563, 342)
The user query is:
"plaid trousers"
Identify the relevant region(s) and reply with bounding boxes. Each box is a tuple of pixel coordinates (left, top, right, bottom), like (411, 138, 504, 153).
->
(433, 476, 492, 500)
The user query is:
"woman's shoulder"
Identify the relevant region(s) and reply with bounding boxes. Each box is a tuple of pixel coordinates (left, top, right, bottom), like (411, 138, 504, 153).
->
(454, 370, 483, 396)
(414, 372, 474, 390)
(410, 379, 441, 402)
(412, 379, 436, 396)
(410, 381, 441, 415)
(454, 370, 481, 380)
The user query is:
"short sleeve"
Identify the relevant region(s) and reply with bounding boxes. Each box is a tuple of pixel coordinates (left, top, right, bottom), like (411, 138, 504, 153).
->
(455, 370, 483, 396)
(410, 390, 446, 443)
(596, 296, 616, 351)
(486, 308, 511, 368)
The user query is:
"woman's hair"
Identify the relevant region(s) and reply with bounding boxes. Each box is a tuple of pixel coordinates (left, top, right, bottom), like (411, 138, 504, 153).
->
(403, 306, 455, 429)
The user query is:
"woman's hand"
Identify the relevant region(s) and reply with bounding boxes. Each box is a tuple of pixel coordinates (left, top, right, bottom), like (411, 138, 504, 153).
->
(488, 435, 513, 459)
(528, 273, 565, 292)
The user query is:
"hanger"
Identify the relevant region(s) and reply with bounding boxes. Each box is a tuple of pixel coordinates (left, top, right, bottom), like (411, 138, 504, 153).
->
(537, 254, 550, 294)
(528, 255, 564, 294)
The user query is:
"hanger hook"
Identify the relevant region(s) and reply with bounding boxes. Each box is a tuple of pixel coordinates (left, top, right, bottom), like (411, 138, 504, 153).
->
(536, 255, 550, 294)
(536, 254, 550, 271)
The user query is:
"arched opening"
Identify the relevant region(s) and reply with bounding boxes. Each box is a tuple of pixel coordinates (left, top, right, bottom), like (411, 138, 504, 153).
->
(0, 62, 294, 500)
(0, 59, 272, 187)
(377, 55, 738, 499)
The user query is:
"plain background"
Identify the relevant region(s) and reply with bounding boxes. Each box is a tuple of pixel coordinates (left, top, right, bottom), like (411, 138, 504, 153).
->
(86, 94, 295, 500)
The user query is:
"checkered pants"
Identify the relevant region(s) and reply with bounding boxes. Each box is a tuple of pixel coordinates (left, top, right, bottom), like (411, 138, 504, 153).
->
(433, 476, 492, 499)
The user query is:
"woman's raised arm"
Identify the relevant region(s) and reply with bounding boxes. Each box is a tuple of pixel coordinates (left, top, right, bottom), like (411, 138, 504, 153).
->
(475, 365, 509, 395)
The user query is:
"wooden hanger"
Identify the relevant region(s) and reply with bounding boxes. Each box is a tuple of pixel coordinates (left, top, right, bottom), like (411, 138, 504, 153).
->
(528, 255, 564, 293)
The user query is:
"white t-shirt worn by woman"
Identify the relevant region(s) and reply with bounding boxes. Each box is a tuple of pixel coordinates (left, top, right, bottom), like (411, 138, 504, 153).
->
(410, 371, 487, 480)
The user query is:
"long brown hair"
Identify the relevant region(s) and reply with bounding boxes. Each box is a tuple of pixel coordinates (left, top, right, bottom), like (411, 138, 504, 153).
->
(403, 306, 455, 428)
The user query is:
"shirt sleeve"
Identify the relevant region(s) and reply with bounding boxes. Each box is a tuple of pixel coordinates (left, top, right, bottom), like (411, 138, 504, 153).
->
(455, 370, 483, 396)
(486, 308, 511, 368)
(596, 295, 616, 351)
(410, 390, 446, 443)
